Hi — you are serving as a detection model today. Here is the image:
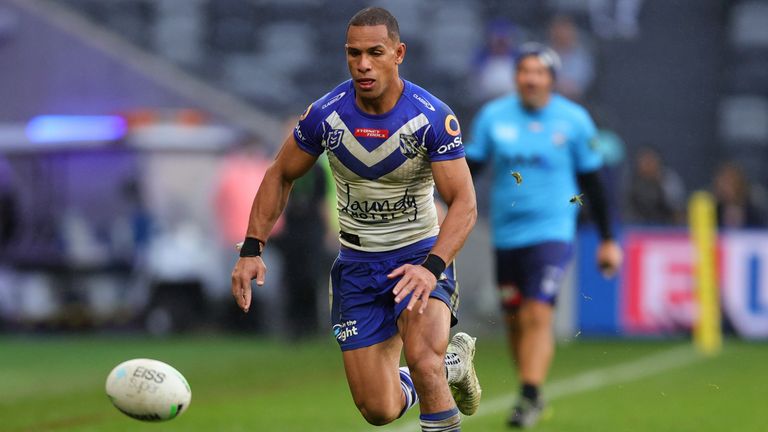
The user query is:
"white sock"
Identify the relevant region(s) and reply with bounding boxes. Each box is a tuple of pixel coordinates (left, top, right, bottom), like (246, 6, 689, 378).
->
(398, 366, 419, 417)
(420, 407, 461, 431)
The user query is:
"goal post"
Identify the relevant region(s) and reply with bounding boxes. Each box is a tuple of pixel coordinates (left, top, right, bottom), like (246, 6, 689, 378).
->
(688, 191, 722, 356)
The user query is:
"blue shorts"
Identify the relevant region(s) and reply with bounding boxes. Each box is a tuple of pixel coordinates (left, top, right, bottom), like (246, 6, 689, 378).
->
(329, 237, 459, 351)
(495, 241, 573, 309)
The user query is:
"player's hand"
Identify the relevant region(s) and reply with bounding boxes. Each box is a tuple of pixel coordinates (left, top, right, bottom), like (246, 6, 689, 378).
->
(596, 240, 623, 278)
(388, 264, 437, 314)
(231, 256, 266, 313)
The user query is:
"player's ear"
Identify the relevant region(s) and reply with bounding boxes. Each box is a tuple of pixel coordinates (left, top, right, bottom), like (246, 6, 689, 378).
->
(395, 42, 406, 65)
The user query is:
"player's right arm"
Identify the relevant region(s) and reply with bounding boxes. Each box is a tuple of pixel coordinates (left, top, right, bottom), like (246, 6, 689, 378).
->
(464, 103, 494, 176)
(231, 134, 319, 313)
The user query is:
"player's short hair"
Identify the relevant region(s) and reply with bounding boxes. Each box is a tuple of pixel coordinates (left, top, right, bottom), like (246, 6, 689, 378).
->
(347, 7, 400, 42)
(516, 42, 561, 78)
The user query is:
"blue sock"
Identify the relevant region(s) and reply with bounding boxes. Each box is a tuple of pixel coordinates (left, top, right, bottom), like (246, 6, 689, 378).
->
(398, 367, 419, 417)
(420, 407, 461, 431)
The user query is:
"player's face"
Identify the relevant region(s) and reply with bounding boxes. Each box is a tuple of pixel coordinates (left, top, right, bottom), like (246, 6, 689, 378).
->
(515, 56, 554, 109)
(345, 25, 405, 101)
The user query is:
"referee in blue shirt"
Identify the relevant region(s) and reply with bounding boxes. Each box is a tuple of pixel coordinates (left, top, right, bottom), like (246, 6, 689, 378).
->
(466, 43, 623, 428)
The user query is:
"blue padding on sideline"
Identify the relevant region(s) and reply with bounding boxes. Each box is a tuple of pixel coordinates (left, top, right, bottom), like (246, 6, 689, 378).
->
(576, 226, 621, 336)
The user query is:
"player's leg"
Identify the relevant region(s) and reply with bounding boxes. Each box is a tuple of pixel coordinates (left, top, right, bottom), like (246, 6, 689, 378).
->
(503, 242, 572, 428)
(496, 249, 525, 368)
(515, 299, 554, 393)
(399, 298, 462, 431)
(507, 299, 552, 428)
(341, 334, 409, 425)
(331, 256, 419, 426)
(501, 285, 522, 366)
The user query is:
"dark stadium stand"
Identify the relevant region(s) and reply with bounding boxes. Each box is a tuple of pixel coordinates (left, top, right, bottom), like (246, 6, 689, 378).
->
(720, 0, 768, 184)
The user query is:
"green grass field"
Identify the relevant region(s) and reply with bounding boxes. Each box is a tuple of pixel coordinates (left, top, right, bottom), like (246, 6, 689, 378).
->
(1, 335, 766, 431)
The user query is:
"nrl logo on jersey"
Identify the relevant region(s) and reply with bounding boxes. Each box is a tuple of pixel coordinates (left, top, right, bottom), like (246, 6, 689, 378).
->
(324, 129, 344, 150)
(399, 133, 421, 159)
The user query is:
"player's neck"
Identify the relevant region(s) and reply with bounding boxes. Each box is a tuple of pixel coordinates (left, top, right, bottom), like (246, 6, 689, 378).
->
(355, 78, 404, 115)
(521, 93, 552, 112)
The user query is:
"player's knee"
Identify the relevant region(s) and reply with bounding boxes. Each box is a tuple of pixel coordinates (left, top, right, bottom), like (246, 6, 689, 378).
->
(519, 302, 553, 329)
(357, 402, 399, 426)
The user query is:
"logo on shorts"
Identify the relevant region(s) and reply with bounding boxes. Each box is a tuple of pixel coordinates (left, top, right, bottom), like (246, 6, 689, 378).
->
(333, 320, 359, 342)
(541, 266, 564, 296)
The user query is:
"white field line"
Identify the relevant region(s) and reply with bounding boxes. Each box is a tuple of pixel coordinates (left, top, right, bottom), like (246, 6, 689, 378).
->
(376, 345, 701, 432)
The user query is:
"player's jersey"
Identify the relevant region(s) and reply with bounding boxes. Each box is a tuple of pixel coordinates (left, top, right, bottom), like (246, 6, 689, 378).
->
(466, 94, 601, 249)
(294, 79, 465, 252)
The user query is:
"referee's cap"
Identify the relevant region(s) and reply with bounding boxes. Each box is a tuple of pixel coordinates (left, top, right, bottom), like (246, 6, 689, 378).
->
(515, 42, 561, 78)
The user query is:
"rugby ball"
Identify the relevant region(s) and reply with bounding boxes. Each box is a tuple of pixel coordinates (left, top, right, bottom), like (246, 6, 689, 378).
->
(105, 358, 191, 421)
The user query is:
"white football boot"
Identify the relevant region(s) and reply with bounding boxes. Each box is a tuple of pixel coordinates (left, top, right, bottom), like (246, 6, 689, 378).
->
(446, 332, 482, 415)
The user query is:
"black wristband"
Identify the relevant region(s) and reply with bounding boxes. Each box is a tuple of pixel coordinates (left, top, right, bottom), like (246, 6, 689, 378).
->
(421, 254, 446, 280)
(239, 237, 264, 257)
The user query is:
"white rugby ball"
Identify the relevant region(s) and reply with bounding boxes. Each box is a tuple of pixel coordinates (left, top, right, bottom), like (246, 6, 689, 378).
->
(105, 358, 191, 422)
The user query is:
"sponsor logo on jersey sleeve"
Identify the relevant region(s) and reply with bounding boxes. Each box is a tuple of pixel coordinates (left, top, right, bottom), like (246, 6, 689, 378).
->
(299, 103, 312, 121)
(294, 124, 308, 143)
(354, 128, 390, 139)
(589, 137, 600, 150)
(437, 136, 463, 154)
(444, 114, 461, 137)
(321, 92, 346, 109)
(413, 93, 436, 111)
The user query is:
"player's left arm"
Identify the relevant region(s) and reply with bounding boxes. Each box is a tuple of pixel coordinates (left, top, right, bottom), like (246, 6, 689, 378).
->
(430, 157, 477, 266)
(576, 170, 622, 277)
(391, 157, 477, 313)
(572, 108, 622, 277)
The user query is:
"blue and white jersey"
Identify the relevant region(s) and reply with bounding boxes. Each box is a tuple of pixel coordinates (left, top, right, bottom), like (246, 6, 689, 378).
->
(466, 94, 601, 249)
(294, 79, 465, 252)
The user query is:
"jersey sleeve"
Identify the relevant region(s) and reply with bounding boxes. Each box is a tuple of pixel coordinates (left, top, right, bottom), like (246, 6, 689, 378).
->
(293, 102, 325, 156)
(570, 108, 602, 173)
(426, 105, 465, 162)
(464, 106, 492, 163)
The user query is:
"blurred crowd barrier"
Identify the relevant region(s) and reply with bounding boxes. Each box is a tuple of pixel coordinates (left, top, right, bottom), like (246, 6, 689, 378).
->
(575, 227, 768, 340)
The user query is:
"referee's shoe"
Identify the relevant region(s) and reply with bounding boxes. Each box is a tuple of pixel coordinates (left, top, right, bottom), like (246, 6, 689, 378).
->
(508, 396, 546, 428)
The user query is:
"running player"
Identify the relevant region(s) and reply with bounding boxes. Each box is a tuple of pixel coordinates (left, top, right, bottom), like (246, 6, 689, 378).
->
(465, 43, 622, 428)
(231, 7, 481, 431)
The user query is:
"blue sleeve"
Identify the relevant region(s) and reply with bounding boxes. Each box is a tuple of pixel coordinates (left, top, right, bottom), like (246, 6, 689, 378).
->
(571, 109, 602, 173)
(426, 105, 465, 162)
(293, 102, 325, 157)
(465, 106, 492, 163)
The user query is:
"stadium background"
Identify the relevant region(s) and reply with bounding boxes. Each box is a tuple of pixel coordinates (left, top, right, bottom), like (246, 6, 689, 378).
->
(1, 0, 767, 430)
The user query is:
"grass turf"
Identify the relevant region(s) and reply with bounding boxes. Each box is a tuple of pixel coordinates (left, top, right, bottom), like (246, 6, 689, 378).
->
(1, 335, 764, 431)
